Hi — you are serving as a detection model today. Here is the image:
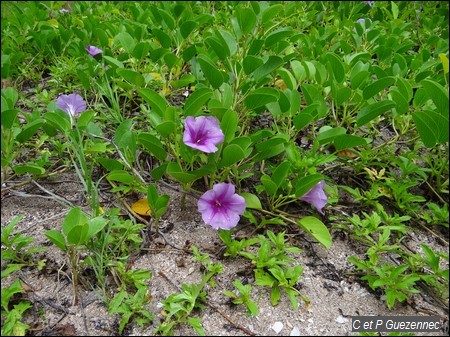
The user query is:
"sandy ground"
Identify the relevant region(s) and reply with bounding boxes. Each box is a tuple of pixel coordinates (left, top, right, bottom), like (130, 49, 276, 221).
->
(1, 172, 448, 336)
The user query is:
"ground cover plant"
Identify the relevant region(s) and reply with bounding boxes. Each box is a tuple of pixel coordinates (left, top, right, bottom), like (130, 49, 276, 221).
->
(1, 1, 448, 336)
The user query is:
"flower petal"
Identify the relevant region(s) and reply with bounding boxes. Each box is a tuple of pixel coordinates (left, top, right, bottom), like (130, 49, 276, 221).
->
(56, 94, 86, 116)
(300, 180, 327, 215)
(197, 183, 246, 230)
(85, 45, 103, 57)
(183, 116, 224, 153)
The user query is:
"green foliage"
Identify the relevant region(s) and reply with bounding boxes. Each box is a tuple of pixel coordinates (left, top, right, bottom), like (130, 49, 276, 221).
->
(155, 247, 222, 336)
(108, 286, 154, 334)
(1, 280, 32, 336)
(1, 0, 448, 327)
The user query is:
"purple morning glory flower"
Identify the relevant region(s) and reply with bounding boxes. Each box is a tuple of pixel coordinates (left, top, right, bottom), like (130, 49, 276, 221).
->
(59, 8, 69, 13)
(198, 183, 246, 230)
(85, 45, 103, 57)
(56, 93, 86, 116)
(364, 1, 374, 7)
(183, 116, 224, 153)
(300, 180, 328, 215)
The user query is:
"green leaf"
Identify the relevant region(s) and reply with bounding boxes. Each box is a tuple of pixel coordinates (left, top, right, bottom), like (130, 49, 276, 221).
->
(205, 36, 229, 60)
(103, 55, 124, 69)
(333, 134, 369, 151)
(265, 28, 294, 48)
(183, 87, 213, 116)
(236, 7, 257, 35)
(62, 207, 88, 237)
(132, 41, 151, 61)
(152, 28, 172, 48)
(115, 31, 135, 53)
(197, 55, 225, 89)
(12, 164, 45, 175)
(363, 77, 395, 100)
(244, 87, 279, 109)
(271, 161, 290, 188)
(277, 68, 297, 91)
(243, 55, 263, 75)
(240, 192, 261, 210)
(116, 68, 145, 87)
(137, 132, 167, 161)
(220, 109, 238, 143)
(45, 230, 66, 251)
(180, 20, 198, 38)
(261, 175, 278, 196)
(315, 126, 347, 145)
(107, 170, 138, 184)
(261, 4, 284, 24)
(114, 119, 136, 163)
(253, 56, 284, 82)
(170, 74, 196, 89)
(390, 88, 409, 115)
(295, 174, 325, 198)
(356, 100, 396, 127)
(325, 53, 345, 83)
(421, 79, 449, 117)
(218, 144, 246, 168)
(297, 216, 332, 248)
(15, 119, 45, 143)
(412, 110, 449, 147)
(138, 88, 168, 117)
(166, 162, 198, 184)
(86, 217, 107, 241)
(1, 109, 19, 128)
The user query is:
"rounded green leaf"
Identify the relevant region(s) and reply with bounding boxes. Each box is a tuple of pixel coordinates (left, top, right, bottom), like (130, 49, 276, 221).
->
(363, 77, 395, 100)
(116, 68, 145, 87)
(221, 109, 238, 143)
(197, 55, 225, 89)
(236, 7, 257, 35)
(421, 79, 449, 117)
(240, 192, 261, 210)
(183, 87, 213, 116)
(138, 88, 168, 117)
(16, 119, 45, 143)
(295, 174, 325, 198)
(45, 230, 67, 251)
(67, 223, 90, 245)
(12, 164, 46, 175)
(245, 87, 279, 109)
(297, 216, 332, 248)
(356, 100, 396, 127)
(218, 144, 247, 168)
(325, 53, 345, 84)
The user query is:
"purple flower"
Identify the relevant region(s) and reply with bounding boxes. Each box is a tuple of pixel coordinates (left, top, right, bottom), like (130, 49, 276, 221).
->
(59, 8, 69, 13)
(56, 93, 86, 116)
(364, 1, 374, 7)
(198, 183, 246, 230)
(85, 45, 103, 57)
(183, 116, 224, 153)
(300, 180, 328, 215)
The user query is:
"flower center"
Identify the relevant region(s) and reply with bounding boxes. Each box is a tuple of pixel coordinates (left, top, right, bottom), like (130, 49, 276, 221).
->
(215, 200, 222, 207)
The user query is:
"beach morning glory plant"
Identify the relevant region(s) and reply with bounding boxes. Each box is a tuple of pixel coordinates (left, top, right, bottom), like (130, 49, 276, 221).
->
(183, 116, 224, 153)
(85, 45, 103, 57)
(198, 183, 246, 230)
(56, 93, 86, 117)
(300, 180, 328, 215)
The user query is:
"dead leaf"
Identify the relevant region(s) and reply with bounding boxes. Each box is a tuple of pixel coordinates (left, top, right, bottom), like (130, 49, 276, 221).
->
(337, 149, 359, 159)
(131, 198, 152, 216)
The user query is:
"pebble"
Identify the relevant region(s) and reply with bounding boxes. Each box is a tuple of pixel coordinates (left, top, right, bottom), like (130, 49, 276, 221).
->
(335, 315, 349, 324)
(290, 326, 301, 336)
(272, 321, 284, 334)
